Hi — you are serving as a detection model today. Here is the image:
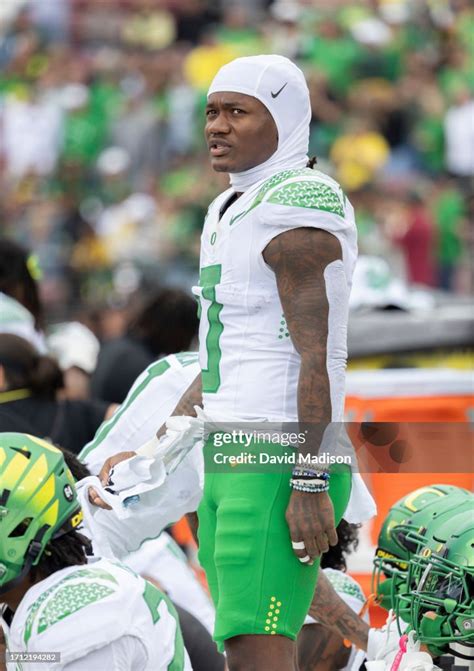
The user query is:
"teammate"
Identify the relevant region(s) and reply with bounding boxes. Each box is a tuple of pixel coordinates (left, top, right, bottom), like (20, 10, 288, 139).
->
(79, 352, 217, 634)
(92, 54, 375, 670)
(398, 510, 474, 661)
(299, 521, 368, 671)
(372, 485, 473, 613)
(66, 445, 225, 671)
(0, 432, 191, 670)
(361, 485, 474, 670)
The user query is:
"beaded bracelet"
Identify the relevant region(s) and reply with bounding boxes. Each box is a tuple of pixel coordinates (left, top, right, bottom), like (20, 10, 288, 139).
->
(290, 477, 329, 488)
(289, 479, 330, 493)
(291, 468, 330, 480)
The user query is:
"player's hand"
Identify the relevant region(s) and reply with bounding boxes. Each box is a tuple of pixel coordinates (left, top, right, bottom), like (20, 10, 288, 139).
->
(88, 451, 136, 509)
(285, 490, 338, 565)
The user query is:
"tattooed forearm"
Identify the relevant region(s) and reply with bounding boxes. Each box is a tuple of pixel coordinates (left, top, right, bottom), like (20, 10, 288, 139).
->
(157, 373, 202, 437)
(309, 571, 369, 651)
(172, 373, 202, 417)
(298, 623, 351, 671)
(263, 227, 342, 456)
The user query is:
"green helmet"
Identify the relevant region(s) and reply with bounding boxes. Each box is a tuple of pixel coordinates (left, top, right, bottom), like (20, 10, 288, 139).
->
(0, 433, 83, 595)
(397, 509, 474, 658)
(372, 484, 473, 611)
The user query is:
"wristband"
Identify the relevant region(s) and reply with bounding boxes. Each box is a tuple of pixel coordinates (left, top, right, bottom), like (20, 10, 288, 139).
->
(290, 478, 329, 488)
(291, 468, 330, 480)
(289, 479, 330, 493)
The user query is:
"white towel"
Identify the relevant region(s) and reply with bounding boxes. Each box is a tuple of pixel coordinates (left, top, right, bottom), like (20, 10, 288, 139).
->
(76, 414, 205, 558)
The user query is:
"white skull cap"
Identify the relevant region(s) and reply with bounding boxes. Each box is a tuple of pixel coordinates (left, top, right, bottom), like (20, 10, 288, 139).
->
(208, 55, 311, 190)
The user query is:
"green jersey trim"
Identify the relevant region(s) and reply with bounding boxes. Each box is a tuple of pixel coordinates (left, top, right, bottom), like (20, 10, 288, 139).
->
(142, 583, 185, 670)
(79, 358, 171, 460)
(267, 180, 344, 217)
(143, 581, 164, 625)
(24, 569, 118, 644)
(174, 352, 199, 368)
(199, 265, 224, 394)
(229, 168, 345, 226)
(167, 600, 185, 671)
(36, 583, 114, 636)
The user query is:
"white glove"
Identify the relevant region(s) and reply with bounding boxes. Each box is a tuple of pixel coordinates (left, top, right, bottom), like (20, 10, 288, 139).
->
(367, 623, 436, 671)
(366, 653, 437, 671)
(399, 651, 436, 671)
(397, 632, 435, 671)
(367, 611, 404, 662)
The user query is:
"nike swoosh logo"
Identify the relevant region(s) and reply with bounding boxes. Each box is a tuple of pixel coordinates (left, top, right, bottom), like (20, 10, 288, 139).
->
(271, 82, 288, 98)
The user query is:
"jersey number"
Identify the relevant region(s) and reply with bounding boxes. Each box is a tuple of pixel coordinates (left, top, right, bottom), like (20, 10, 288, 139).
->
(199, 264, 223, 393)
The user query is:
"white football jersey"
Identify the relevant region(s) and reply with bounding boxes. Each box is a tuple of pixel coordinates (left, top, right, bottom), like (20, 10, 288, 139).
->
(3, 558, 191, 670)
(125, 532, 215, 634)
(79, 352, 200, 473)
(195, 167, 357, 422)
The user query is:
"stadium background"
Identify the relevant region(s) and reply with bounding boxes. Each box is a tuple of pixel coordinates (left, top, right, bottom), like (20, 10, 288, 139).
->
(1, 0, 473, 628)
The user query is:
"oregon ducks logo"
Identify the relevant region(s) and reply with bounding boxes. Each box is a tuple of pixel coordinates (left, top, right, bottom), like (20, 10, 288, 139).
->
(404, 487, 445, 513)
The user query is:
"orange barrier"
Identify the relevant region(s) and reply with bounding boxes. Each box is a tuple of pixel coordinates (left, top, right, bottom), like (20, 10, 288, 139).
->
(346, 389, 473, 626)
(345, 394, 473, 423)
(346, 393, 473, 544)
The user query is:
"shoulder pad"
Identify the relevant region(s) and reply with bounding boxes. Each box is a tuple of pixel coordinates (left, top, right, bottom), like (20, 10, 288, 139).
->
(266, 179, 345, 217)
(248, 168, 346, 219)
(324, 568, 365, 603)
(23, 566, 121, 646)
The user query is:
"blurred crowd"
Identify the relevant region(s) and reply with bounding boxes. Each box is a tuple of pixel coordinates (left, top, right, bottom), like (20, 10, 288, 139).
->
(0, 0, 473, 326)
(0, 237, 199, 450)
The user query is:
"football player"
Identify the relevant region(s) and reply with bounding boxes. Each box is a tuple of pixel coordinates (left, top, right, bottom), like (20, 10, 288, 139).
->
(0, 432, 191, 670)
(372, 485, 473, 615)
(397, 509, 474, 661)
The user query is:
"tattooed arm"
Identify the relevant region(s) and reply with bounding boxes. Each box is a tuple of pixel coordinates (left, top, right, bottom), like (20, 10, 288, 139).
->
(298, 571, 369, 671)
(171, 373, 202, 416)
(263, 227, 340, 447)
(156, 374, 202, 437)
(263, 227, 343, 562)
(309, 570, 369, 651)
(298, 623, 351, 671)
(159, 375, 203, 542)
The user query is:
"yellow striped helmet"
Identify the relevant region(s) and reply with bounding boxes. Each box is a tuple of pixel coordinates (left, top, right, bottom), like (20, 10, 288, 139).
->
(0, 433, 83, 594)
